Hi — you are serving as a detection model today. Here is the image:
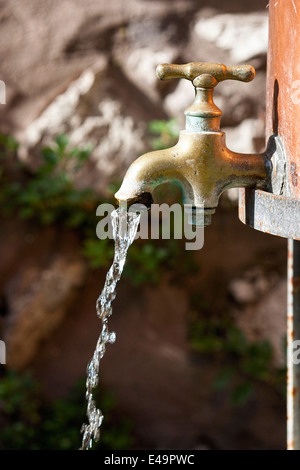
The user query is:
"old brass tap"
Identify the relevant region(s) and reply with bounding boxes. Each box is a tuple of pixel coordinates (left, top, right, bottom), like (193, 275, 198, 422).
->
(115, 62, 271, 226)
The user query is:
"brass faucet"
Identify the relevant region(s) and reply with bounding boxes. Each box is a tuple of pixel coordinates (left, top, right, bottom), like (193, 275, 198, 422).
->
(114, 62, 271, 226)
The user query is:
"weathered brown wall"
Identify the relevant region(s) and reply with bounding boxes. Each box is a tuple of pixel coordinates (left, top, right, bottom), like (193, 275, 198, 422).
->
(0, 0, 289, 450)
(266, 0, 300, 198)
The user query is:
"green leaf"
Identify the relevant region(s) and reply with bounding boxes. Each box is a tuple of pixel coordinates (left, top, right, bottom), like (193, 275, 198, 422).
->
(231, 382, 254, 406)
(42, 147, 59, 166)
(214, 367, 235, 390)
(82, 239, 114, 268)
(241, 341, 272, 380)
(0, 134, 19, 152)
(55, 134, 69, 151)
(225, 325, 248, 355)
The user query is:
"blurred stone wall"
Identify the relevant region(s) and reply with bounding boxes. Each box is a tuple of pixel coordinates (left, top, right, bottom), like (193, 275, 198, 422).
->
(0, 0, 268, 194)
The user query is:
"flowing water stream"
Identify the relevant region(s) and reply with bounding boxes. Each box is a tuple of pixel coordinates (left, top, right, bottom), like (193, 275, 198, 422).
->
(80, 207, 141, 450)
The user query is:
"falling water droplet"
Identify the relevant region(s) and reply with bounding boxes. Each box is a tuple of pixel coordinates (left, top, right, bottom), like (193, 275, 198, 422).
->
(80, 207, 141, 450)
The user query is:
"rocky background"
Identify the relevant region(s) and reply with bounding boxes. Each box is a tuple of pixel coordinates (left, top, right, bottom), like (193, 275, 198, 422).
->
(0, 0, 288, 450)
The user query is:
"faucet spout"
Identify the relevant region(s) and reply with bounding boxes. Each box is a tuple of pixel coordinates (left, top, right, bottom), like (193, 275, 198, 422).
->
(115, 130, 270, 226)
(114, 145, 194, 208)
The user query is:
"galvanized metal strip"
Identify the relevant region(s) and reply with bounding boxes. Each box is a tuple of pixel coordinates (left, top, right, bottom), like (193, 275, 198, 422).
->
(287, 239, 300, 450)
(239, 189, 300, 241)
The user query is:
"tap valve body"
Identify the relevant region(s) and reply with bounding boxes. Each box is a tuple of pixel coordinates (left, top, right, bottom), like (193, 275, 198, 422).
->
(115, 62, 271, 227)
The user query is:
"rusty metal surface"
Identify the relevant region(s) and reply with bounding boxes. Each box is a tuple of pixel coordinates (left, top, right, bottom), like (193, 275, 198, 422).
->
(239, 188, 300, 241)
(266, 0, 300, 201)
(287, 240, 300, 450)
(238, 0, 300, 239)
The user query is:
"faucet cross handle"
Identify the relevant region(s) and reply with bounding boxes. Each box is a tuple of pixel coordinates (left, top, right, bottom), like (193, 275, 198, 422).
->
(156, 62, 255, 88)
(156, 62, 256, 130)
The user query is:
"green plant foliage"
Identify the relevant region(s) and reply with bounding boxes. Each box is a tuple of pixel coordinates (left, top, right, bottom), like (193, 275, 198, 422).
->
(231, 382, 254, 407)
(0, 134, 19, 154)
(148, 119, 179, 150)
(124, 242, 171, 286)
(82, 238, 115, 269)
(0, 133, 97, 228)
(0, 132, 198, 287)
(189, 313, 285, 406)
(0, 371, 134, 450)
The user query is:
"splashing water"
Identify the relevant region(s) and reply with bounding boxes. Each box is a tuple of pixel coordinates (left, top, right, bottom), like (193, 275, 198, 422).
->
(80, 207, 141, 450)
